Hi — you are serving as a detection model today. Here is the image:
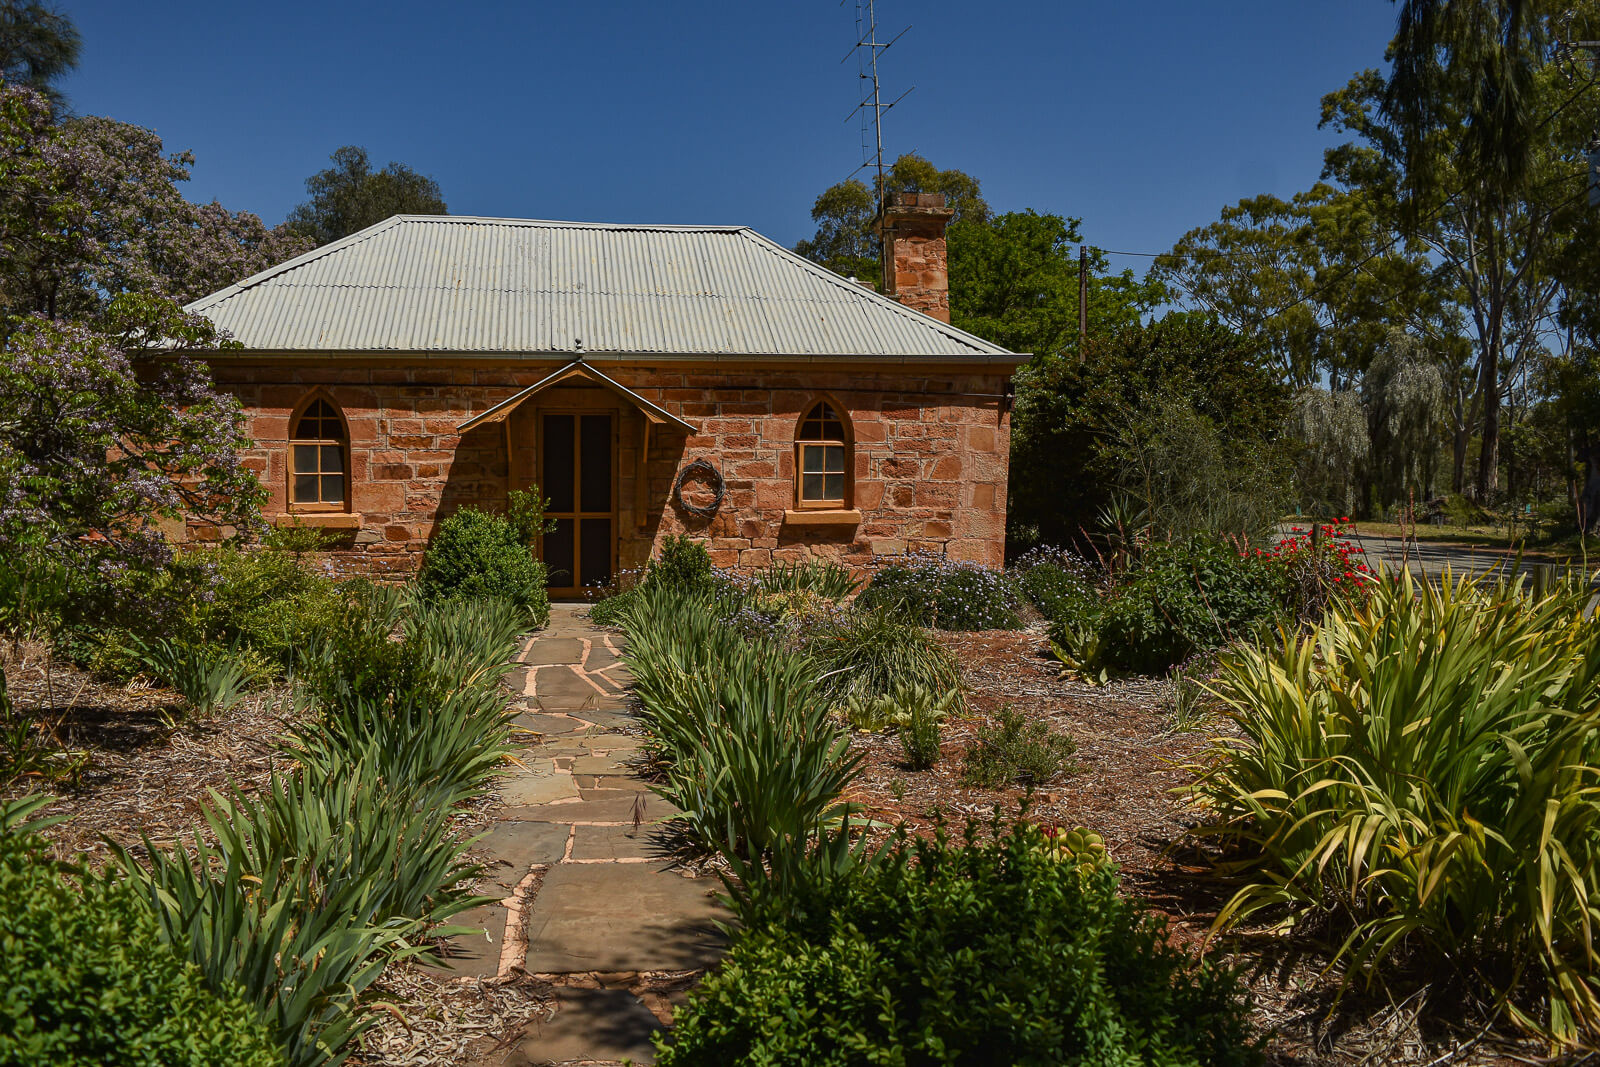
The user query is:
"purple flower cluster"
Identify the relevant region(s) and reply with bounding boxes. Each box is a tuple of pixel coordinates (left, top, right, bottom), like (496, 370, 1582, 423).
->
(0, 82, 293, 592)
(860, 549, 1023, 631)
(0, 306, 266, 584)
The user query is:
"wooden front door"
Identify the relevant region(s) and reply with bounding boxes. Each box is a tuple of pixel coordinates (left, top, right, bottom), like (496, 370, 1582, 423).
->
(540, 412, 615, 596)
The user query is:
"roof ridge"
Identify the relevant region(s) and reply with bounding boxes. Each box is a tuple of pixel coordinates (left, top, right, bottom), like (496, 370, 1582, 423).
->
(386, 214, 752, 233)
(185, 215, 761, 312)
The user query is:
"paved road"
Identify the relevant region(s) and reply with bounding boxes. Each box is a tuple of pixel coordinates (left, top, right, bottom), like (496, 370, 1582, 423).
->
(1346, 532, 1593, 586)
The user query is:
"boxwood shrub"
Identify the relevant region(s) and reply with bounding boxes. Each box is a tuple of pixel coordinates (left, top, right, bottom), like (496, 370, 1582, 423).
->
(418, 506, 549, 626)
(656, 820, 1258, 1066)
(0, 797, 282, 1067)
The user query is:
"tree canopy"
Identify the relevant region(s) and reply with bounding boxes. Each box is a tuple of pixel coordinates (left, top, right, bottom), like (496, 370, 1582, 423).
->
(0, 82, 273, 587)
(286, 145, 448, 246)
(0, 85, 311, 327)
(0, 0, 78, 108)
(794, 152, 989, 281)
(1008, 313, 1291, 548)
(950, 211, 1160, 358)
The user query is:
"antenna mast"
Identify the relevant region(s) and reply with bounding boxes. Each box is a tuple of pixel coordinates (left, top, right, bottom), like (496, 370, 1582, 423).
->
(842, 0, 913, 215)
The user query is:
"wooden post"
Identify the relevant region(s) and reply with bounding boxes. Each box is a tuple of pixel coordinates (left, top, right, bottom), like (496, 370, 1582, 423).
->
(635, 415, 652, 530)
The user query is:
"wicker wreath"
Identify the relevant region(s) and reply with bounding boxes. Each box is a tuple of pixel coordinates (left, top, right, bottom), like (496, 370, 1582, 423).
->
(672, 458, 725, 518)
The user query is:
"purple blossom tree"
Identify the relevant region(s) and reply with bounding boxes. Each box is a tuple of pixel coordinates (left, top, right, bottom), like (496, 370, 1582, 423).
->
(0, 294, 265, 582)
(0, 81, 311, 327)
(0, 82, 291, 591)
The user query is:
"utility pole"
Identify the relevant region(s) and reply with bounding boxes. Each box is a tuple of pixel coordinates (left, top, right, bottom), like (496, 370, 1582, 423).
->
(1078, 244, 1088, 360)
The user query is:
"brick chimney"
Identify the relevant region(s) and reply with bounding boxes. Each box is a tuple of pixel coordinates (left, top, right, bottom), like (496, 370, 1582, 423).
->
(877, 191, 954, 322)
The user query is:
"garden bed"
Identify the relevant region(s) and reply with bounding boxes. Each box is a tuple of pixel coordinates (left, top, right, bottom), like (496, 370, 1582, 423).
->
(840, 625, 1550, 1067)
(1, 642, 293, 865)
(847, 628, 1204, 889)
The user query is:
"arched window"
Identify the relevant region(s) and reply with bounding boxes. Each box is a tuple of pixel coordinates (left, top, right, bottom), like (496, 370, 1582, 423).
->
(795, 400, 849, 508)
(290, 396, 347, 511)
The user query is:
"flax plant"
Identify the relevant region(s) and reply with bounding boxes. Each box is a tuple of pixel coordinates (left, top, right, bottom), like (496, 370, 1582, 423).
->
(118, 591, 526, 1067)
(1191, 569, 1600, 1042)
(617, 580, 872, 922)
(748, 559, 861, 600)
(118, 767, 486, 1066)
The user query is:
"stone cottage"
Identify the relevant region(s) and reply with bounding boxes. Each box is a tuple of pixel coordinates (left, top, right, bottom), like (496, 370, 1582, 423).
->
(185, 192, 1024, 595)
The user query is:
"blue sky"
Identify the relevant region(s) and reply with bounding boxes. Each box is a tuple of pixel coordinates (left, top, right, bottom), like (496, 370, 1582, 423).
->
(61, 2, 1398, 269)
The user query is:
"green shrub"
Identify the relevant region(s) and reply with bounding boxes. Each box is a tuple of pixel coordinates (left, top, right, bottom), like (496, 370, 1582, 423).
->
(1048, 536, 1286, 676)
(1193, 570, 1600, 1044)
(650, 533, 717, 590)
(804, 605, 964, 709)
(54, 541, 353, 682)
(0, 795, 282, 1067)
(657, 819, 1259, 1066)
(418, 506, 549, 626)
(894, 684, 953, 770)
(858, 552, 1022, 630)
(961, 705, 1076, 787)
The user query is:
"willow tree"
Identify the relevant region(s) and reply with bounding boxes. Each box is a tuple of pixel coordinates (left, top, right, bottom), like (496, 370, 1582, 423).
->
(1365, 329, 1448, 507)
(1293, 386, 1370, 516)
(1322, 60, 1577, 499)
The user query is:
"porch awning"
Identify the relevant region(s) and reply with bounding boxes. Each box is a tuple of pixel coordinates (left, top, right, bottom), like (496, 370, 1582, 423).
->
(457, 360, 697, 433)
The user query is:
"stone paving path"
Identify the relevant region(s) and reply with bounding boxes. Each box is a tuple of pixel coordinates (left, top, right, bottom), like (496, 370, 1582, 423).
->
(430, 603, 727, 1066)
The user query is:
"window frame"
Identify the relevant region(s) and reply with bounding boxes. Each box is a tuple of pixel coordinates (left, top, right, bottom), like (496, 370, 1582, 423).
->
(793, 398, 852, 510)
(287, 393, 351, 514)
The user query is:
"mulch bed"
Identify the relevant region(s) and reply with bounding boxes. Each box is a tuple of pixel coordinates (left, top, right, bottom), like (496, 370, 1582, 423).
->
(2, 641, 295, 866)
(1, 641, 536, 1067)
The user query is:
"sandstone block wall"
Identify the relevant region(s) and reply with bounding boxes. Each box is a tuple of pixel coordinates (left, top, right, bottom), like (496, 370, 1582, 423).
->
(204, 360, 1013, 581)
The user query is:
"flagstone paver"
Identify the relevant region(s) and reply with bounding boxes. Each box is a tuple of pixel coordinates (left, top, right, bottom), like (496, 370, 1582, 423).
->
(432, 603, 727, 1067)
(506, 987, 661, 1067)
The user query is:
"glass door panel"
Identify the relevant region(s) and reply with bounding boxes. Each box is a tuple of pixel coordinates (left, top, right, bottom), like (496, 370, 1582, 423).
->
(540, 412, 613, 594)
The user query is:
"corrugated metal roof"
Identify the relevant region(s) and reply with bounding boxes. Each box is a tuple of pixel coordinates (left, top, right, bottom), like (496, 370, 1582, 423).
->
(185, 215, 1019, 360)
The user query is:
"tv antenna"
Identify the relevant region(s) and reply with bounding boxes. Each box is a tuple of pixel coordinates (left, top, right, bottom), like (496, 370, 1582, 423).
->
(842, 0, 913, 214)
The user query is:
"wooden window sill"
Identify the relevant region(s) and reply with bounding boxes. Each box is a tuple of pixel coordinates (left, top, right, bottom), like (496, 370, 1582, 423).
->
(783, 509, 861, 526)
(274, 513, 361, 529)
